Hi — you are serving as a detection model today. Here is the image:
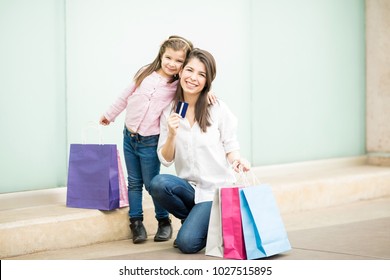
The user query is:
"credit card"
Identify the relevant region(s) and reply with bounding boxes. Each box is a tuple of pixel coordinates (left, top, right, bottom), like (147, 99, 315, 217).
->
(175, 101, 188, 118)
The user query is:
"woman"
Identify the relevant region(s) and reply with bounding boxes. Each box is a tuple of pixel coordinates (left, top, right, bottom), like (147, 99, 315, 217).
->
(149, 48, 250, 253)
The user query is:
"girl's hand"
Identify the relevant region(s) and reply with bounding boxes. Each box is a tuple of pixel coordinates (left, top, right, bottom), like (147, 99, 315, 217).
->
(167, 113, 181, 136)
(99, 115, 111, 126)
(232, 158, 251, 173)
(207, 91, 217, 105)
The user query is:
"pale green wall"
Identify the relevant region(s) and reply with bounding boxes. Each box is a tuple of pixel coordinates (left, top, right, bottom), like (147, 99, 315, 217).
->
(251, 0, 366, 165)
(0, 0, 66, 193)
(0, 0, 365, 193)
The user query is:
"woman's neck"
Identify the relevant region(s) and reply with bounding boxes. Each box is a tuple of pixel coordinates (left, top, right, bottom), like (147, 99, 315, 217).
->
(183, 92, 199, 107)
(182, 93, 196, 127)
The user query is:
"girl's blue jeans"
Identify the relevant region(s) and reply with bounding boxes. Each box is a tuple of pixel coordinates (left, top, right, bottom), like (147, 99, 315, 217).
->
(123, 127, 169, 222)
(150, 174, 212, 254)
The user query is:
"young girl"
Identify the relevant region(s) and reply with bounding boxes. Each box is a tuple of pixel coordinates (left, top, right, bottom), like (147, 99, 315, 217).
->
(99, 36, 194, 244)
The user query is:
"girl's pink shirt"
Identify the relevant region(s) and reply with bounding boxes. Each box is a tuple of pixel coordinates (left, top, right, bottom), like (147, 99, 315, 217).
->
(104, 71, 178, 136)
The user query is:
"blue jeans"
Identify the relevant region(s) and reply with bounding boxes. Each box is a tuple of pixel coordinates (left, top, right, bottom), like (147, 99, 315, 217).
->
(150, 174, 212, 253)
(123, 127, 169, 222)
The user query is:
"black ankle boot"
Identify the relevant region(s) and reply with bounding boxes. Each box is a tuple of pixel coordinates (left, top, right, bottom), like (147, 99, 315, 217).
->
(130, 220, 147, 244)
(154, 218, 172, 242)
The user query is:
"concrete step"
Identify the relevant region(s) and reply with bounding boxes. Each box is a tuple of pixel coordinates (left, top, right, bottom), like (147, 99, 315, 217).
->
(0, 188, 181, 259)
(253, 156, 390, 213)
(1, 156, 390, 259)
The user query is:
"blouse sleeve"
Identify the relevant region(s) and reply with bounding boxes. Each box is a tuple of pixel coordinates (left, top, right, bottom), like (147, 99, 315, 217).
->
(218, 101, 240, 154)
(157, 105, 175, 167)
(104, 81, 136, 122)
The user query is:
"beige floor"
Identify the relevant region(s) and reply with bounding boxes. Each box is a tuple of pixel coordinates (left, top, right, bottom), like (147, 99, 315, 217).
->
(4, 196, 389, 260)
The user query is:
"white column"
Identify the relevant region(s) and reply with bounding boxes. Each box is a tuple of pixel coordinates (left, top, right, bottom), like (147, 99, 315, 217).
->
(366, 0, 390, 166)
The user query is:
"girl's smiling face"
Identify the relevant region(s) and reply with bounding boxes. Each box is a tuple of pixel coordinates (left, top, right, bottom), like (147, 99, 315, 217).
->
(179, 57, 207, 96)
(158, 47, 186, 78)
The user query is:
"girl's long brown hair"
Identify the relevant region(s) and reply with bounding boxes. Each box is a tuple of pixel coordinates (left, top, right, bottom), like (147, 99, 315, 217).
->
(133, 35, 193, 89)
(173, 48, 217, 133)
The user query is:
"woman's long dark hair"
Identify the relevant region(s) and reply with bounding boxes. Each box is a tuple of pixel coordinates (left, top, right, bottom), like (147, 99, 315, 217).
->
(173, 48, 217, 132)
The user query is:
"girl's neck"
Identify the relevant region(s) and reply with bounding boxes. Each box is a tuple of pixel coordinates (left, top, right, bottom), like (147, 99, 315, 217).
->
(156, 68, 173, 80)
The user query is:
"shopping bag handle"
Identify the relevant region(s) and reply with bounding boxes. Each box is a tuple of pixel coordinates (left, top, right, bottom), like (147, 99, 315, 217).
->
(235, 169, 262, 187)
(82, 121, 103, 144)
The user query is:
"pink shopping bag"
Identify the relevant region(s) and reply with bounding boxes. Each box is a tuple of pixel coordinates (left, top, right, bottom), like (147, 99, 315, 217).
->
(221, 186, 246, 260)
(117, 151, 129, 208)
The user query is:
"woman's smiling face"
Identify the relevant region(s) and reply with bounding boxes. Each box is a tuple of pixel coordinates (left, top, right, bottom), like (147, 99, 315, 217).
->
(179, 57, 207, 96)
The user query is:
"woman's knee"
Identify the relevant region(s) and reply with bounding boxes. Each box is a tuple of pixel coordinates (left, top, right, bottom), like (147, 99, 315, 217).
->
(149, 174, 171, 197)
(176, 237, 202, 254)
(176, 230, 205, 254)
(149, 175, 162, 195)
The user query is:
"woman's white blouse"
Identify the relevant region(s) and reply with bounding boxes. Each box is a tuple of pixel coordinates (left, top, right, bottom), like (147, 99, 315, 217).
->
(157, 100, 240, 203)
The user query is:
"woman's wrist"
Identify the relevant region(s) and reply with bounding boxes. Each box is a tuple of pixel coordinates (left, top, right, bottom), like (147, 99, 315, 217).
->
(231, 159, 240, 170)
(231, 158, 250, 172)
(167, 129, 177, 138)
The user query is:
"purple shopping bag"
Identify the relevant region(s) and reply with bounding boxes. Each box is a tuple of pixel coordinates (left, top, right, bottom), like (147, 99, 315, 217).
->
(66, 144, 120, 210)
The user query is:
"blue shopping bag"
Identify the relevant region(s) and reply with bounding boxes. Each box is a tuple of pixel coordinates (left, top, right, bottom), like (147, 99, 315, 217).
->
(66, 144, 120, 210)
(239, 184, 291, 259)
